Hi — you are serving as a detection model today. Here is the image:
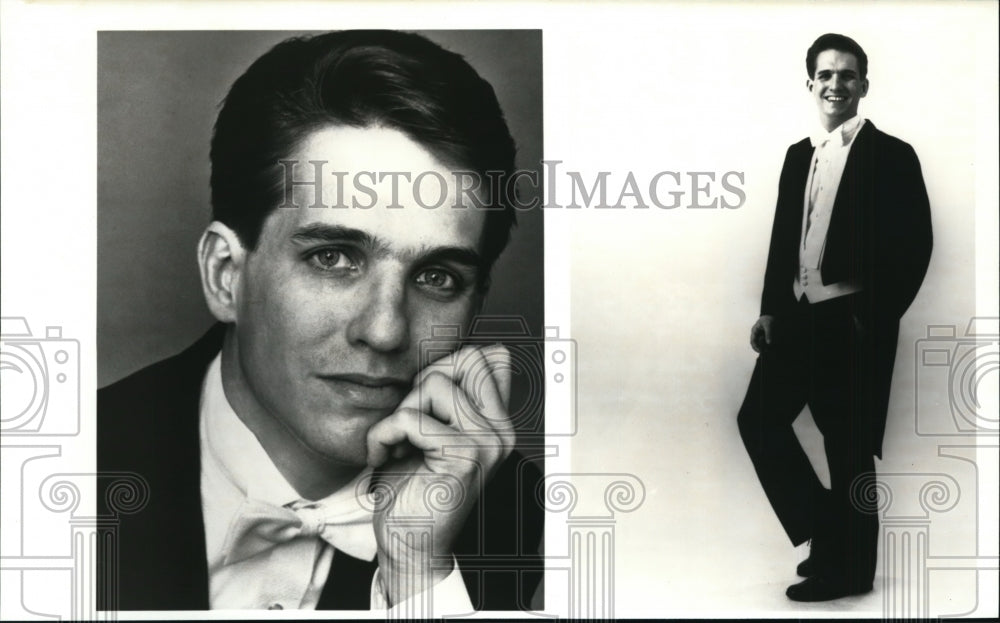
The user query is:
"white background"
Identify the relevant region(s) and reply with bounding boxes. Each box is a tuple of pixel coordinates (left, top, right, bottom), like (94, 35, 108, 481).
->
(1, 0, 997, 619)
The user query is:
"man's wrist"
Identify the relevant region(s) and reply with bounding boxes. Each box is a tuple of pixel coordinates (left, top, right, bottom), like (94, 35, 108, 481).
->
(378, 549, 452, 606)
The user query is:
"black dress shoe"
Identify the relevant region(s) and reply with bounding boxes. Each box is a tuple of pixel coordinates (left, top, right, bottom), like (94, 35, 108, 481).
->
(786, 576, 872, 602)
(796, 555, 816, 577)
(797, 539, 823, 577)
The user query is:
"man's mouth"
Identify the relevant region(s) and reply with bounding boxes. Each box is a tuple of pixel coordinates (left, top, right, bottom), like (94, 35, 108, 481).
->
(318, 374, 410, 411)
(825, 94, 848, 103)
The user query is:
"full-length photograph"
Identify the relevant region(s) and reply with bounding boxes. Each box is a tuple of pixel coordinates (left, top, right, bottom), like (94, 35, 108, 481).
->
(96, 29, 544, 613)
(736, 32, 932, 602)
(567, 7, 992, 617)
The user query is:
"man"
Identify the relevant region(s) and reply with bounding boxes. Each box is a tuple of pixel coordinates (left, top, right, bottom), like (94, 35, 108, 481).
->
(97, 30, 543, 613)
(737, 33, 933, 602)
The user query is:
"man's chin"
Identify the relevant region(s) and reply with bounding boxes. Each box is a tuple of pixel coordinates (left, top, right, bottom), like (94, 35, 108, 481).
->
(822, 102, 855, 119)
(309, 409, 395, 465)
(310, 436, 373, 470)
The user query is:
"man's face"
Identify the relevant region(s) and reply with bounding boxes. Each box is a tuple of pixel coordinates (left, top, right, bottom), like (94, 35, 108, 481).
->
(229, 126, 486, 467)
(807, 49, 869, 131)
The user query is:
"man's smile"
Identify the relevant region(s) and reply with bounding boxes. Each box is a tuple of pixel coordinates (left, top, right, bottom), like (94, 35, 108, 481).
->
(318, 373, 411, 411)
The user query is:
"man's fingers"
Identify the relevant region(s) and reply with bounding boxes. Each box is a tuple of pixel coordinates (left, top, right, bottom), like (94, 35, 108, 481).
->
(396, 369, 515, 457)
(751, 316, 775, 353)
(750, 324, 763, 352)
(484, 345, 512, 412)
(415, 345, 505, 398)
(405, 344, 513, 434)
(366, 408, 505, 470)
(367, 408, 435, 467)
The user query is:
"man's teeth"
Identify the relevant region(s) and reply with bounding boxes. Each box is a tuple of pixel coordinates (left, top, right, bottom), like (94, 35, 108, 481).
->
(826, 96, 846, 101)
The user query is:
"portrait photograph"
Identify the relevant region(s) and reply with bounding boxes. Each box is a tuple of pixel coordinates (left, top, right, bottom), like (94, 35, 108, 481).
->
(95, 28, 545, 614)
(1, 1, 996, 620)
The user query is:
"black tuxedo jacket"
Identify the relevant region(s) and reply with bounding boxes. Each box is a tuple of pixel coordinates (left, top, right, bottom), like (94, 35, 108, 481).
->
(760, 121, 933, 457)
(97, 324, 544, 611)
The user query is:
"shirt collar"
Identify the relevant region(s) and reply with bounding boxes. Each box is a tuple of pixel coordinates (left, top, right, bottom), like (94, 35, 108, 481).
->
(202, 353, 375, 509)
(202, 353, 304, 507)
(810, 115, 865, 148)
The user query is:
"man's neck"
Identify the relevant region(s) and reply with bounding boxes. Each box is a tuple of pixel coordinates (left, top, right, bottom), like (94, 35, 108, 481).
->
(820, 113, 858, 134)
(218, 329, 363, 500)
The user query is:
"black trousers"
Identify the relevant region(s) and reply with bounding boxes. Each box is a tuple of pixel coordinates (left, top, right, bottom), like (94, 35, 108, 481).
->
(738, 294, 879, 590)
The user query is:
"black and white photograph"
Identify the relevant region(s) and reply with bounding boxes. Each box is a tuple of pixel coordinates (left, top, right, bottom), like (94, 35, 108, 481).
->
(96, 29, 544, 613)
(565, 5, 998, 618)
(1, 1, 997, 620)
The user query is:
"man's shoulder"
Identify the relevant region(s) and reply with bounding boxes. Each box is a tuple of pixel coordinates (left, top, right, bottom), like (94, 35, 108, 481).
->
(854, 122, 923, 179)
(864, 122, 915, 151)
(99, 324, 225, 401)
(98, 324, 225, 465)
(784, 136, 813, 155)
(96, 326, 223, 611)
(788, 136, 812, 150)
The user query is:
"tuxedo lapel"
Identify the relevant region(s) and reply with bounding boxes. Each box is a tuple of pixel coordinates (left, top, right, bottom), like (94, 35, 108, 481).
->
(788, 139, 814, 199)
(783, 138, 814, 251)
(761, 137, 813, 316)
(98, 324, 225, 610)
(821, 121, 877, 286)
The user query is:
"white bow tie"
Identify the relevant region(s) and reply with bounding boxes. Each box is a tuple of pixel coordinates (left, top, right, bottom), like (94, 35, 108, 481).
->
(221, 495, 377, 565)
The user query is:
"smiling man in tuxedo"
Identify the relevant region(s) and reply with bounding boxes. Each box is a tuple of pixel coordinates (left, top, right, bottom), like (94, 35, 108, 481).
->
(737, 33, 932, 602)
(97, 30, 542, 613)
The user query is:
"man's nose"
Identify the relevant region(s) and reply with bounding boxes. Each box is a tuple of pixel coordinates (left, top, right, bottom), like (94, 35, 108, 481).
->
(345, 276, 410, 353)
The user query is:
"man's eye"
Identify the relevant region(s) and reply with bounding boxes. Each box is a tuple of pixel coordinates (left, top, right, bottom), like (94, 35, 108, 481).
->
(308, 248, 357, 272)
(415, 268, 459, 291)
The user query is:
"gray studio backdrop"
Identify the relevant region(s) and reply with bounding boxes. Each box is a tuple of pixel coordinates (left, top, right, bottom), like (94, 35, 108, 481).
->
(98, 31, 544, 397)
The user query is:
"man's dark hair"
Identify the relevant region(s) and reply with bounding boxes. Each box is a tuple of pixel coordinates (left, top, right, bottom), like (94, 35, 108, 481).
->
(210, 30, 518, 283)
(806, 33, 868, 80)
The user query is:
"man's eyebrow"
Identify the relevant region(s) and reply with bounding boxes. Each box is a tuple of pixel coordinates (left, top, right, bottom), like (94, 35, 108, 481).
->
(290, 223, 376, 246)
(289, 222, 484, 268)
(418, 246, 485, 270)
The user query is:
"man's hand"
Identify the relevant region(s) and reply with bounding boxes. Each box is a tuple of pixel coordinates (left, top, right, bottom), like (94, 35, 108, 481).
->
(750, 315, 776, 353)
(365, 344, 514, 606)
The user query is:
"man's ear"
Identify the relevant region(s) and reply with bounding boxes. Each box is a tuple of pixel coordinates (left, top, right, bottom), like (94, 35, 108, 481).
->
(197, 221, 247, 323)
(805, 78, 814, 93)
(860, 78, 870, 98)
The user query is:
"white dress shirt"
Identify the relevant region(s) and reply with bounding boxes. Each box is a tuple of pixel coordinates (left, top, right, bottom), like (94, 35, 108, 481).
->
(794, 115, 866, 303)
(198, 353, 473, 614)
